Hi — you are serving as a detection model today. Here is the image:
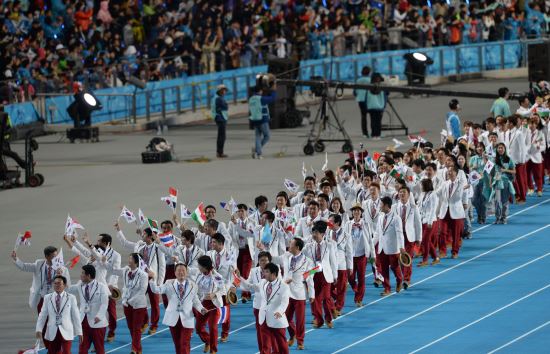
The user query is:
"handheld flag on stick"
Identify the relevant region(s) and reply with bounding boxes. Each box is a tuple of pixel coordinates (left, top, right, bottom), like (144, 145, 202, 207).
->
(303, 265, 322, 279)
(217, 305, 230, 324)
(67, 255, 80, 269)
(390, 169, 403, 180)
(137, 209, 147, 226)
(469, 171, 481, 186)
(191, 203, 207, 226)
(158, 232, 175, 247)
(228, 197, 238, 214)
(120, 206, 136, 224)
(180, 204, 192, 219)
(147, 218, 159, 233)
(65, 214, 84, 235)
(18, 340, 40, 354)
(51, 248, 64, 271)
(392, 138, 404, 149)
(14, 231, 32, 250)
(161, 187, 178, 213)
(373, 151, 381, 161)
(284, 178, 300, 193)
(301, 161, 307, 179)
(261, 223, 272, 245)
(321, 152, 328, 171)
(484, 160, 495, 174)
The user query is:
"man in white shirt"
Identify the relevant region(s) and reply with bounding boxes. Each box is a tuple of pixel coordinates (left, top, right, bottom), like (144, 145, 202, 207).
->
(250, 195, 269, 225)
(228, 203, 256, 302)
(148, 263, 206, 354)
(157, 230, 205, 281)
(373, 197, 405, 296)
(329, 213, 353, 312)
(295, 200, 323, 242)
(303, 220, 338, 329)
(292, 190, 316, 220)
(506, 115, 529, 203)
(68, 264, 109, 354)
(395, 186, 422, 289)
(290, 176, 316, 206)
(36, 275, 82, 353)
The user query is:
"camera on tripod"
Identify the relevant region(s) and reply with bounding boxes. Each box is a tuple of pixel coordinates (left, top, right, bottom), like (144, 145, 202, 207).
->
(309, 76, 327, 97)
(255, 73, 275, 92)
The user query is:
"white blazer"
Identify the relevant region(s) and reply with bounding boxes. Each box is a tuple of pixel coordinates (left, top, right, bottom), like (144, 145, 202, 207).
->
(14, 258, 71, 309)
(241, 267, 265, 309)
(68, 280, 109, 328)
(274, 252, 315, 301)
(418, 191, 439, 225)
(302, 240, 338, 283)
(362, 198, 382, 228)
(158, 243, 205, 281)
(149, 279, 205, 328)
(36, 291, 82, 341)
(257, 279, 290, 329)
(393, 201, 422, 243)
(116, 231, 166, 285)
(206, 248, 236, 289)
(70, 244, 107, 285)
(328, 228, 354, 270)
(337, 178, 356, 212)
(111, 267, 149, 309)
(373, 211, 404, 255)
(342, 220, 375, 261)
(437, 179, 467, 220)
(195, 270, 226, 308)
(228, 217, 257, 253)
(527, 129, 545, 164)
(255, 224, 287, 260)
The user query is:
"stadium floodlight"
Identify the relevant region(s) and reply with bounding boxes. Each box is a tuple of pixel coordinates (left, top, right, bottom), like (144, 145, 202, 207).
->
(404, 52, 434, 86)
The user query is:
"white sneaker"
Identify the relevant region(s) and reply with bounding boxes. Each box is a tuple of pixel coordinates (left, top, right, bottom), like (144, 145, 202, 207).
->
(258, 155, 264, 160)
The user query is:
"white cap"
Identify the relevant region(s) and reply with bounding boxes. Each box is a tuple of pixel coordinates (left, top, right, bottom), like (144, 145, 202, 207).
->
(164, 36, 173, 45)
(125, 45, 137, 56)
(55, 44, 65, 51)
(217, 84, 227, 92)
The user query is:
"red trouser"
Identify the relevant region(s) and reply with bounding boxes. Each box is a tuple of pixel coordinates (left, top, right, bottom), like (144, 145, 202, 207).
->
(237, 247, 253, 299)
(332, 269, 348, 310)
(514, 163, 528, 201)
(543, 151, 550, 172)
(440, 211, 465, 256)
(379, 251, 402, 293)
(79, 316, 106, 354)
(107, 297, 117, 337)
(431, 220, 440, 251)
(285, 298, 305, 344)
(254, 308, 263, 352)
(526, 160, 544, 192)
(169, 319, 193, 354)
(221, 295, 231, 337)
(348, 256, 367, 303)
(144, 284, 160, 329)
(260, 322, 289, 354)
(312, 272, 333, 326)
(374, 243, 383, 281)
(194, 300, 219, 352)
(403, 238, 415, 282)
(123, 305, 147, 353)
(46, 330, 72, 353)
(162, 264, 176, 307)
(421, 223, 438, 262)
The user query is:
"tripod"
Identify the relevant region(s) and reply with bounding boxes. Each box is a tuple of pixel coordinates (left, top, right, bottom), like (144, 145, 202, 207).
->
(303, 90, 353, 155)
(381, 97, 409, 136)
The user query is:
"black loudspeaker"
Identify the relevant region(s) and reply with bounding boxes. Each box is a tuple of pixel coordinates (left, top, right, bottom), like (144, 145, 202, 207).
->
(528, 42, 550, 83)
(267, 59, 300, 129)
(141, 150, 172, 163)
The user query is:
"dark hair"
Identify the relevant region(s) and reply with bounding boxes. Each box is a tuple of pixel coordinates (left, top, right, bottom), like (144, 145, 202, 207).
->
(308, 200, 320, 209)
(381, 196, 393, 208)
(317, 193, 330, 203)
(44, 246, 57, 257)
(330, 213, 342, 226)
(99, 233, 112, 245)
(264, 262, 279, 276)
(412, 159, 425, 170)
(304, 176, 316, 184)
(143, 228, 153, 237)
(329, 197, 345, 214)
(82, 264, 96, 279)
(262, 210, 275, 223)
(204, 205, 216, 213)
(237, 203, 248, 211)
(399, 186, 411, 194)
(361, 66, 371, 76)
(276, 191, 290, 207)
(498, 87, 509, 98)
(161, 220, 173, 228)
(312, 220, 327, 234)
(130, 253, 140, 265)
(205, 219, 219, 230)
(182, 230, 195, 243)
(449, 99, 459, 110)
(254, 195, 268, 208)
(495, 143, 510, 167)
(293, 237, 305, 251)
(257, 251, 272, 262)
(212, 233, 225, 244)
(175, 263, 188, 272)
(486, 117, 496, 125)
(198, 255, 213, 271)
(303, 189, 316, 198)
(54, 275, 67, 285)
(421, 178, 434, 192)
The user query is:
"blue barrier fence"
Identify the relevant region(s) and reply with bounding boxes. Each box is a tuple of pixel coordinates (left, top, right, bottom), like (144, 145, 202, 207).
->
(7, 39, 536, 126)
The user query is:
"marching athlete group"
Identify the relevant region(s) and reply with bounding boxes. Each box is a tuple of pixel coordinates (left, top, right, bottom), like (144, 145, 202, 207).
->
(11, 92, 550, 354)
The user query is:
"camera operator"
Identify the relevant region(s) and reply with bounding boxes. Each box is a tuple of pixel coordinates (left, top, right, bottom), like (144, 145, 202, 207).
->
(67, 82, 92, 128)
(366, 73, 387, 140)
(248, 82, 276, 159)
(1, 108, 28, 183)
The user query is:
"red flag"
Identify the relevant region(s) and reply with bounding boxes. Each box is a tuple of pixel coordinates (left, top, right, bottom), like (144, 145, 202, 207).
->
(169, 187, 177, 196)
(23, 231, 32, 240)
(68, 255, 80, 269)
(373, 151, 381, 161)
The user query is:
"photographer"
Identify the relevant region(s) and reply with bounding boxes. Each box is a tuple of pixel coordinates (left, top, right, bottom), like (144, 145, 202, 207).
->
(248, 84, 276, 159)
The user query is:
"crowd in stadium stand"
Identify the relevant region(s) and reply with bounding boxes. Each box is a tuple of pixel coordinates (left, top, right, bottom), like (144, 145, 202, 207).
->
(0, 0, 549, 102)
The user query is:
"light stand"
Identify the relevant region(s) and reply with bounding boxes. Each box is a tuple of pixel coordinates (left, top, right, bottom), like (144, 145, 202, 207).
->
(382, 97, 409, 136)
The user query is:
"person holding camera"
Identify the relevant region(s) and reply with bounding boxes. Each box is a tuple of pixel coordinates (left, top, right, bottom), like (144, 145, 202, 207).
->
(249, 84, 276, 159)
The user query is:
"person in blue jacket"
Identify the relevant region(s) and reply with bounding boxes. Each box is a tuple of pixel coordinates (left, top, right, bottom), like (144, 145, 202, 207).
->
(354, 66, 371, 138)
(212, 85, 229, 158)
(446, 99, 462, 142)
(248, 85, 276, 159)
(366, 72, 387, 139)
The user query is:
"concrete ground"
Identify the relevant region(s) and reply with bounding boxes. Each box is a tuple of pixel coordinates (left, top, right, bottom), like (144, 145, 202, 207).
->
(0, 77, 529, 352)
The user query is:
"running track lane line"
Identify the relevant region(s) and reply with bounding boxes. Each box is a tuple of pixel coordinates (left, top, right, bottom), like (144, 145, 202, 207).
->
(255, 224, 550, 354)
(487, 320, 550, 354)
(331, 252, 550, 353)
(409, 284, 550, 353)
(107, 198, 550, 353)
